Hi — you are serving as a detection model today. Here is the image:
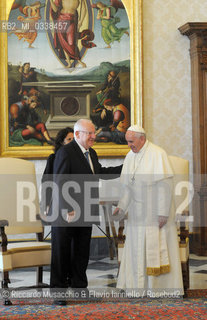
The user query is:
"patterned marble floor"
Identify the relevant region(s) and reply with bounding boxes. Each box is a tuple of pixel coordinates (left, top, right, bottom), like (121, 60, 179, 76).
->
(189, 254, 207, 289)
(4, 254, 207, 290)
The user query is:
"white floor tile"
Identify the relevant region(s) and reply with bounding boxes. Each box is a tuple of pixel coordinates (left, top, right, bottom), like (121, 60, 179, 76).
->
(2, 254, 207, 291)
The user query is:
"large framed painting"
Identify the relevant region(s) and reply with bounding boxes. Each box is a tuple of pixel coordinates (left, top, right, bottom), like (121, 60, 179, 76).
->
(0, 0, 142, 158)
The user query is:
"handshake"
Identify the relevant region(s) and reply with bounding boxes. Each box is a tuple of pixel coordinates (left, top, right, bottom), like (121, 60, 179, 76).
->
(112, 207, 126, 221)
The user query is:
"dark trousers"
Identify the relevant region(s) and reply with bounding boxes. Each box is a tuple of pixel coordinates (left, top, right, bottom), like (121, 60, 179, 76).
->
(50, 226, 92, 288)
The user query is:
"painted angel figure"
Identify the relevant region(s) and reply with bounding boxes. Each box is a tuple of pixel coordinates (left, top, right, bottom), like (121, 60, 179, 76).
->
(50, 0, 96, 68)
(93, 0, 129, 48)
(9, 1, 44, 48)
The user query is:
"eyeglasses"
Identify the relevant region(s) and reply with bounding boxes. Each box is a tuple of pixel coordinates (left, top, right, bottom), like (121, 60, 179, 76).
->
(79, 131, 96, 136)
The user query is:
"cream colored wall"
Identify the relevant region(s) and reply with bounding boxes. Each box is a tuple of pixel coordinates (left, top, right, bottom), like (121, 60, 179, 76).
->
(143, 0, 207, 169)
(33, 0, 207, 231)
(36, 0, 207, 170)
(8, 0, 207, 239)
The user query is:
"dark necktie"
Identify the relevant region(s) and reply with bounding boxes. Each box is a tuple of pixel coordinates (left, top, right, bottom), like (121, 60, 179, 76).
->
(85, 151, 90, 164)
(85, 151, 94, 173)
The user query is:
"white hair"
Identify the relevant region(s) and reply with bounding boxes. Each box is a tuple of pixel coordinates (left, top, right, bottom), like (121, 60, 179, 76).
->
(74, 119, 94, 133)
(134, 132, 146, 139)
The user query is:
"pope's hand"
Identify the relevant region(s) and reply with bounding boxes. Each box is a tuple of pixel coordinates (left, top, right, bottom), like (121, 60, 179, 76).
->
(67, 211, 76, 223)
(112, 207, 125, 221)
(113, 207, 121, 216)
(158, 215, 168, 228)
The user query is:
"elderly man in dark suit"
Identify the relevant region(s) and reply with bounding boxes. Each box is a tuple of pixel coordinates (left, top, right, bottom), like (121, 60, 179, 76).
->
(50, 118, 122, 304)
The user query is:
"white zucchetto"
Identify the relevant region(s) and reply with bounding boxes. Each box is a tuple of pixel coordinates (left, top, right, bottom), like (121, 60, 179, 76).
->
(127, 124, 146, 134)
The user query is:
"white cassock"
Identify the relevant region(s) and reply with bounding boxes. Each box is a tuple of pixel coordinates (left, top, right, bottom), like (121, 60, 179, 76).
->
(117, 140, 184, 296)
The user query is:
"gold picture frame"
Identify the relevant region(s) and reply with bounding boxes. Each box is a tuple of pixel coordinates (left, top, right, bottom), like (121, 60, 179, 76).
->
(0, 0, 143, 158)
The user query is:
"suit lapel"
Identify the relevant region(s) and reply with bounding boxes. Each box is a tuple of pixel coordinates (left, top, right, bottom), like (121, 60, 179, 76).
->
(89, 149, 99, 174)
(72, 140, 93, 173)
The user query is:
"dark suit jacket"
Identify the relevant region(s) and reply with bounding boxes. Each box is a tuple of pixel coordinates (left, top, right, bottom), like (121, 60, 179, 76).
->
(43, 153, 55, 176)
(41, 153, 55, 211)
(51, 139, 122, 226)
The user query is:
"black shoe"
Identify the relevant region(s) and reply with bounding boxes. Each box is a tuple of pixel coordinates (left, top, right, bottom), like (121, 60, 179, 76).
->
(53, 300, 67, 306)
(66, 278, 72, 287)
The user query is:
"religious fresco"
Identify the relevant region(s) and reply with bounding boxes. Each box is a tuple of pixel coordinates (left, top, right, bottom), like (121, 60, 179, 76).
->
(7, 0, 131, 148)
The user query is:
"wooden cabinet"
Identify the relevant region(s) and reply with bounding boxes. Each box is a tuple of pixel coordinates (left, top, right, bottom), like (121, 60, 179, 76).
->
(179, 23, 207, 255)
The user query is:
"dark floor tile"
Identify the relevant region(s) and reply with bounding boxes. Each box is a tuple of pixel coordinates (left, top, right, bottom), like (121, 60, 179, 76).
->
(194, 270, 207, 274)
(97, 274, 117, 279)
(87, 261, 118, 271)
(106, 282, 116, 288)
(189, 259, 207, 267)
(89, 257, 111, 262)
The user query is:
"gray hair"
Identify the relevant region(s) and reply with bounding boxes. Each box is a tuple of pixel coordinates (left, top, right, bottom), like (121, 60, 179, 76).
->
(135, 132, 146, 139)
(74, 119, 94, 133)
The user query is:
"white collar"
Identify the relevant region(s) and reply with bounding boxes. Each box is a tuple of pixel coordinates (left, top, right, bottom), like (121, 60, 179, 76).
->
(133, 140, 148, 158)
(139, 140, 148, 154)
(75, 138, 89, 154)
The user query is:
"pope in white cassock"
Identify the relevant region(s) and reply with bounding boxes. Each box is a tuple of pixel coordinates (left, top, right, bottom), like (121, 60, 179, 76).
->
(113, 125, 184, 296)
